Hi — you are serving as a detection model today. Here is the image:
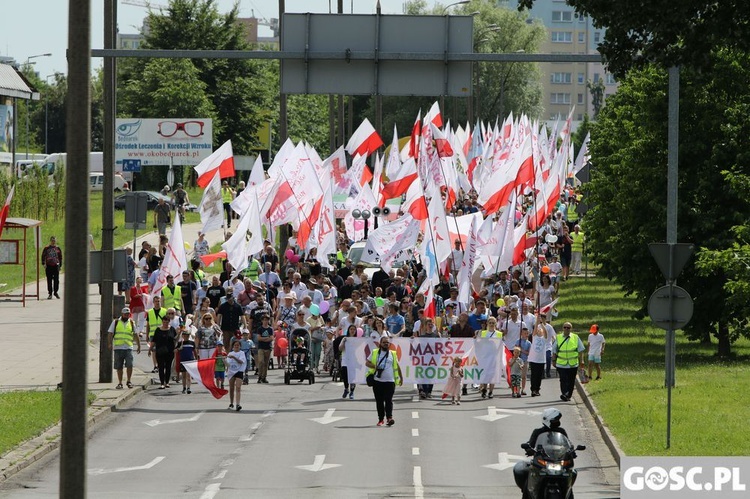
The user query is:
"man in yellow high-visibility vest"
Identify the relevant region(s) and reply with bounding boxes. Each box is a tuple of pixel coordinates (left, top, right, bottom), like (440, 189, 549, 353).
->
(107, 307, 141, 389)
(551, 322, 585, 401)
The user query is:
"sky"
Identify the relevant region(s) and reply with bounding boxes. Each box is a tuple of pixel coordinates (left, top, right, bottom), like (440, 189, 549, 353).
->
(2, 0, 428, 78)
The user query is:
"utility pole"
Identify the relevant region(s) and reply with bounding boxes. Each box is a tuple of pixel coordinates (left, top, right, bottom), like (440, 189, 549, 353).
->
(278, 0, 289, 253)
(60, 1, 90, 496)
(99, 0, 117, 383)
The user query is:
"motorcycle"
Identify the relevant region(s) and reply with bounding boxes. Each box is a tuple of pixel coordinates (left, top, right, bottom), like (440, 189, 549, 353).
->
(514, 432, 585, 499)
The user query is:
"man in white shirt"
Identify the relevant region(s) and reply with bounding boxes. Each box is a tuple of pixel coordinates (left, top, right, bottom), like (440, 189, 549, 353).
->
(450, 239, 463, 276)
(444, 287, 468, 315)
(258, 262, 281, 289)
(501, 305, 524, 351)
(223, 275, 244, 300)
(298, 295, 314, 320)
(587, 324, 606, 380)
(290, 272, 308, 306)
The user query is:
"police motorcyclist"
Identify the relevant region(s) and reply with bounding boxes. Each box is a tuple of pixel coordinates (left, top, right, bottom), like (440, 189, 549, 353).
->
(513, 408, 568, 489)
(526, 407, 568, 449)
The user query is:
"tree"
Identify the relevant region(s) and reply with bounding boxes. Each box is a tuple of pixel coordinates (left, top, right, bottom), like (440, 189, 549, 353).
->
(517, 0, 750, 77)
(26, 71, 104, 155)
(119, 59, 215, 118)
(584, 49, 750, 356)
(118, 0, 274, 154)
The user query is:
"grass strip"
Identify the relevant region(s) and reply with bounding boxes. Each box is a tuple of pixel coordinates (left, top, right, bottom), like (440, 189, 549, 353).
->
(0, 391, 62, 456)
(559, 276, 750, 455)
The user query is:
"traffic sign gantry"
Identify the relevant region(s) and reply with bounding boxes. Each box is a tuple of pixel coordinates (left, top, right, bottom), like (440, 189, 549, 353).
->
(648, 285, 694, 330)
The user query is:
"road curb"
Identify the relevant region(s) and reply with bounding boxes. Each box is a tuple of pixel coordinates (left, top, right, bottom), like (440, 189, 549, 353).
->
(0, 374, 149, 483)
(575, 379, 625, 467)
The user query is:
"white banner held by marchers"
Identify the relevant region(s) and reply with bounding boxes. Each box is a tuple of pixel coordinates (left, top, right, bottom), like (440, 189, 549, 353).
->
(342, 338, 505, 385)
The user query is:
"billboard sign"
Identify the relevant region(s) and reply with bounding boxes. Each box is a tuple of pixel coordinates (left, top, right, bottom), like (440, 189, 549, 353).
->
(115, 118, 213, 166)
(0, 101, 13, 153)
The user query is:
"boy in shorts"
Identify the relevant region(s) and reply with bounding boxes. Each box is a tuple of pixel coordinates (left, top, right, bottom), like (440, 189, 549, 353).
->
(239, 330, 254, 384)
(214, 341, 227, 390)
(587, 324, 606, 380)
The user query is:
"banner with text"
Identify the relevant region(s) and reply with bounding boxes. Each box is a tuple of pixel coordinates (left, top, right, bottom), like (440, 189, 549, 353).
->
(342, 337, 507, 385)
(115, 118, 213, 166)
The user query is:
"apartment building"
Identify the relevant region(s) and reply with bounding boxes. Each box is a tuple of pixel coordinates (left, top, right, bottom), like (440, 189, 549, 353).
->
(501, 0, 617, 128)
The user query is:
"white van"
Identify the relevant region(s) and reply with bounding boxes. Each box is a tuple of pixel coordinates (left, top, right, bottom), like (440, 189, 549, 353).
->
(39, 153, 132, 182)
(90, 172, 129, 191)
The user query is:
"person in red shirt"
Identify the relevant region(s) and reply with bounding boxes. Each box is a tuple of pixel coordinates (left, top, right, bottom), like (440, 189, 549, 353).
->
(129, 276, 150, 337)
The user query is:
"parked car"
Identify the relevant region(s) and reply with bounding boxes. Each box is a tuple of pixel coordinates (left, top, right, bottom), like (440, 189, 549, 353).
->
(114, 191, 173, 211)
(90, 172, 129, 192)
(114, 191, 197, 212)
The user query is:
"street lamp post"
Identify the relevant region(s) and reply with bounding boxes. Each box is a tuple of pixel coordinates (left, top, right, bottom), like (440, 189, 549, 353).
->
(24, 53, 52, 159)
(439, 0, 470, 14)
(45, 74, 57, 155)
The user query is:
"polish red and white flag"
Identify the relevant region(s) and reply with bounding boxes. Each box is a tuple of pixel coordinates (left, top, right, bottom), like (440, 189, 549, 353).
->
(424, 101, 443, 128)
(0, 185, 14, 239)
(194, 140, 235, 188)
(346, 118, 383, 158)
(181, 358, 228, 399)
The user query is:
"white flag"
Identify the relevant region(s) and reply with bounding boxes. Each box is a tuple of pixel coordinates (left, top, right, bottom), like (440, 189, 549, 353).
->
(222, 195, 264, 275)
(248, 154, 266, 187)
(313, 182, 337, 269)
(458, 216, 478, 304)
(198, 169, 224, 234)
(362, 213, 421, 273)
(152, 215, 188, 295)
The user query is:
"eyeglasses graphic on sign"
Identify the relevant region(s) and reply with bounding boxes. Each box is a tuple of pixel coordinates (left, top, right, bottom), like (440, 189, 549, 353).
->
(157, 120, 205, 138)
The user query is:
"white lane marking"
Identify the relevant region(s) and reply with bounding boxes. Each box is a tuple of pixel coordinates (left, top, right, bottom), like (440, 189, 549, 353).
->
(411, 428, 419, 437)
(412, 447, 420, 456)
(220, 458, 235, 467)
(309, 408, 348, 425)
(88, 456, 165, 476)
(494, 407, 543, 416)
(211, 470, 227, 480)
(482, 452, 527, 471)
(200, 483, 221, 499)
(143, 411, 205, 427)
(474, 406, 512, 422)
(295, 454, 342, 472)
(413, 466, 424, 499)
(411, 411, 419, 419)
(262, 410, 276, 418)
(239, 421, 264, 442)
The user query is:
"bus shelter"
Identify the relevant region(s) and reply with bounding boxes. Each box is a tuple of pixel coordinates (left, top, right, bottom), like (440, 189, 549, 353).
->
(0, 217, 41, 307)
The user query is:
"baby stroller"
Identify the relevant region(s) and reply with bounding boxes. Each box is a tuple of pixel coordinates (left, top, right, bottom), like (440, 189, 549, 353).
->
(284, 328, 315, 385)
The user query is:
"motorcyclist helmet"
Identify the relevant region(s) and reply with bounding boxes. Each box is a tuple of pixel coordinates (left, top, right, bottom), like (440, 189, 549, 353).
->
(542, 408, 562, 429)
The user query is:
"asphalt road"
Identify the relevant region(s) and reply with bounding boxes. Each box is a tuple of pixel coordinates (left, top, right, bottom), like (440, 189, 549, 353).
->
(0, 367, 620, 498)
